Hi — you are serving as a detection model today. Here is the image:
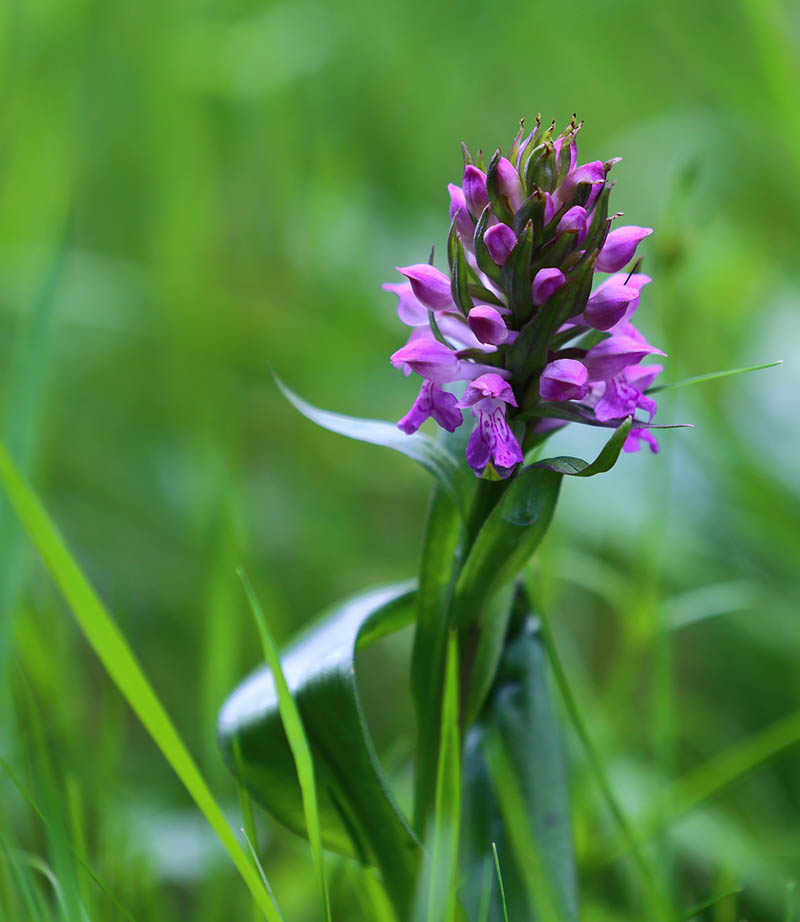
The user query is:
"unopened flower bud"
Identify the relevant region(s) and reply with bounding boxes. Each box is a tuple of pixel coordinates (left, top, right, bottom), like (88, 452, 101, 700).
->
(463, 165, 489, 218)
(390, 338, 463, 382)
(539, 359, 589, 401)
(397, 264, 454, 310)
(495, 156, 525, 212)
(596, 226, 653, 273)
(557, 160, 605, 209)
(483, 224, 518, 265)
(531, 267, 566, 306)
(556, 205, 588, 238)
(468, 305, 512, 345)
(583, 285, 639, 330)
(448, 184, 475, 242)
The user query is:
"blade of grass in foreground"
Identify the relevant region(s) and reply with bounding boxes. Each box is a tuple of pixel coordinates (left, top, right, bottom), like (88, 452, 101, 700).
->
(0, 757, 139, 922)
(0, 445, 282, 922)
(646, 360, 781, 394)
(238, 569, 331, 922)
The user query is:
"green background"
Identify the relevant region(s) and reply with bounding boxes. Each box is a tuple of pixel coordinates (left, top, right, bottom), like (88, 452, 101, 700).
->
(1, 0, 798, 919)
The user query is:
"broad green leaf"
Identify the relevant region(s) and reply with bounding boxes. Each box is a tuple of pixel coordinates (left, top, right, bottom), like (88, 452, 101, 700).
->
(532, 417, 632, 476)
(218, 582, 421, 922)
(413, 631, 462, 922)
(238, 570, 331, 922)
(411, 487, 464, 832)
(646, 360, 782, 394)
(0, 445, 283, 922)
(460, 615, 576, 922)
(450, 467, 561, 630)
(449, 469, 561, 726)
(275, 375, 470, 513)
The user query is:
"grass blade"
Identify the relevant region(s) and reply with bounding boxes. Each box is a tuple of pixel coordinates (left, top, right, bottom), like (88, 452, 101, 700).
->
(646, 360, 782, 394)
(238, 568, 331, 922)
(491, 843, 509, 922)
(0, 444, 283, 922)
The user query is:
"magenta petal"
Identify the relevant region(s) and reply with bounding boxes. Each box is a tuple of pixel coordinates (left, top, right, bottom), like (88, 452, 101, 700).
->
(397, 380, 463, 434)
(463, 165, 489, 218)
(468, 305, 510, 345)
(626, 363, 663, 392)
(558, 160, 605, 208)
(496, 156, 525, 212)
(397, 264, 455, 311)
(539, 359, 589, 401)
(583, 285, 639, 331)
(448, 183, 475, 242)
(390, 338, 462, 383)
(596, 226, 653, 273)
(584, 332, 666, 381)
(382, 281, 428, 327)
(485, 408, 524, 469)
(465, 406, 523, 477)
(484, 224, 518, 265)
(459, 373, 517, 408)
(623, 427, 659, 454)
(553, 136, 578, 174)
(556, 205, 588, 239)
(466, 421, 492, 473)
(531, 267, 566, 306)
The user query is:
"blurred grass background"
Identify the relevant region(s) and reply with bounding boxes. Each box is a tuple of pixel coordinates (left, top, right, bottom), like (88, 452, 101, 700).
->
(1, 0, 798, 918)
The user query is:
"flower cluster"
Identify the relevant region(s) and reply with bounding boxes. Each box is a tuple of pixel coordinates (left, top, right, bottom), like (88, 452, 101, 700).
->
(385, 115, 666, 478)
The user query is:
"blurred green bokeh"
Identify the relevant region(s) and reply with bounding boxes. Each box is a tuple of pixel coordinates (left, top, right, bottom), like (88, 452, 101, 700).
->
(1, 0, 798, 919)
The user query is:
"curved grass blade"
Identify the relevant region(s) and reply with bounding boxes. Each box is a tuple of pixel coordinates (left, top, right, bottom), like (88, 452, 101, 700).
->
(218, 582, 421, 921)
(677, 887, 742, 922)
(238, 569, 330, 922)
(532, 417, 632, 477)
(274, 374, 470, 513)
(0, 445, 283, 922)
(491, 843, 509, 922)
(646, 360, 782, 395)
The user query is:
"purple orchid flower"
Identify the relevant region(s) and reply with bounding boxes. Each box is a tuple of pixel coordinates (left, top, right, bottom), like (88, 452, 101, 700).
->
(388, 116, 671, 473)
(458, 373, 523, 477)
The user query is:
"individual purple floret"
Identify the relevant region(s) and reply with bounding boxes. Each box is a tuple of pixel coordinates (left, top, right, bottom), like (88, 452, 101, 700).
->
(385, 114, 668, 476)
(458, 374, 524, 476)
